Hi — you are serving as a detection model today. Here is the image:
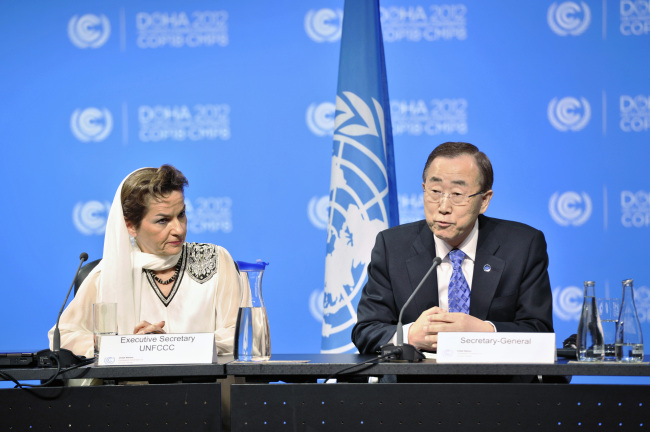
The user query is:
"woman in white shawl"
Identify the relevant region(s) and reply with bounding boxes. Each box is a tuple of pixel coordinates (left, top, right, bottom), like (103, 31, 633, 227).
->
(48, 165, 241, 358)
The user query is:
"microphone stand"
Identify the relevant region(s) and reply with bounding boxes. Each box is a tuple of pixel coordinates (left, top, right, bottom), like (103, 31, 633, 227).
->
(37, 253, 89, 368)
(380, 257, 442, 362)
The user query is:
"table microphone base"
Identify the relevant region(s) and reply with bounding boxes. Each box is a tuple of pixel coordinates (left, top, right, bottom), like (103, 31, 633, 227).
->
(380, 343, 425, 362)
(36, 349, 87, 368)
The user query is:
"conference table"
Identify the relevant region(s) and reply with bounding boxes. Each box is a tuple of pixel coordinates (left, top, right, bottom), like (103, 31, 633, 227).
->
(1, 354, 649, 431)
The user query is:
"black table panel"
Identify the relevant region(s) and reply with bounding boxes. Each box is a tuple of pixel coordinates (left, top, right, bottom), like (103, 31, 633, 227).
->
(231, 383, 650, 431)
(1, 382, 221, 431)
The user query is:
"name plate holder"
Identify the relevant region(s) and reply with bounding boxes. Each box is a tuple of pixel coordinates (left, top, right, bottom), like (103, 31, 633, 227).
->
(97, 333, 217, 366)
(437, 332, 556, 364)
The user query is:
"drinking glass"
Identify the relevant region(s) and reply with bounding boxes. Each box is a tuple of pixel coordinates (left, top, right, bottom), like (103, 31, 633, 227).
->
(93, 302, 117, 359)
(597, 298, 620, 361)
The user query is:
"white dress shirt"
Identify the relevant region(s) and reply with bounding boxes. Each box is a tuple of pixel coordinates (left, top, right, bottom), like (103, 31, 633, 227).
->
(392, 220, 494, 345)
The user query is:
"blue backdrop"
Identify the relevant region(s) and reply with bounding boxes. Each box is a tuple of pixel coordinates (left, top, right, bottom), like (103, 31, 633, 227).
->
(1, 1, 649, 381)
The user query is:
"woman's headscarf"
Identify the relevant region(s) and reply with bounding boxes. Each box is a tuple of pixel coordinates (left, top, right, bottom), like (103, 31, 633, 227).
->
(98, 168, 182, 335)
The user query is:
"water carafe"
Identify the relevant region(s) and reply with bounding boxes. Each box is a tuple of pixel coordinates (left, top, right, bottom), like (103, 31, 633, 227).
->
(615, 279, 644, 362)
(234, 261, 271, 361)
(576, 280, 604, 361)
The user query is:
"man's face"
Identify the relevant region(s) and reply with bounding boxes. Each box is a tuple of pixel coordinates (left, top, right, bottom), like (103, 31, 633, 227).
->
(422, 154, 492, 248)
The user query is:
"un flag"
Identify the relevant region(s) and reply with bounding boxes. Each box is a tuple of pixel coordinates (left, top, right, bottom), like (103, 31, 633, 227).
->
(322, 0, 399, 353)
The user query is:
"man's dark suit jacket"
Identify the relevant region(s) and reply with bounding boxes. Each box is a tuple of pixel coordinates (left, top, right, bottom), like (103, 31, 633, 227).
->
(352, 215, 554, 354)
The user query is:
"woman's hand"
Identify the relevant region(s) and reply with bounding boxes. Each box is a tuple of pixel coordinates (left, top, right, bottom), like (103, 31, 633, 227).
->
(134, 320, 166, 335)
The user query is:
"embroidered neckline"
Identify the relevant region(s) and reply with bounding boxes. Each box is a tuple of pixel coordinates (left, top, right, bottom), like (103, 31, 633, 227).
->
(144, 244, 188, 307)
(187, 243, 219, 284)
(146, 255, 182, 285)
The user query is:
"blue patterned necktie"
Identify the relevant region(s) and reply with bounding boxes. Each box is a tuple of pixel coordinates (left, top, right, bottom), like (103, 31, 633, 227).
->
(448, 249, 470, 314)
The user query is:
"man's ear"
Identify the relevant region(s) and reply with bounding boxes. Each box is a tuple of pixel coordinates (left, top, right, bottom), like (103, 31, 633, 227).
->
(479, 190, 493, 214)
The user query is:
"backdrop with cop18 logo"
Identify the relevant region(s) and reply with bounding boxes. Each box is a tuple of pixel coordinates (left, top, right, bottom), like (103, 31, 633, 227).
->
(0, 1, 648, 378)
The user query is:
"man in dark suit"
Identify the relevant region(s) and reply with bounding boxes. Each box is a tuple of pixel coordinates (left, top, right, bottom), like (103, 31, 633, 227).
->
(352, 142, 553, 354)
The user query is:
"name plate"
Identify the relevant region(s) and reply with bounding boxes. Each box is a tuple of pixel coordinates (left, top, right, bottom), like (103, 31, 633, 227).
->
(437, 332, 555, 364)
(97, 333, 217, 366)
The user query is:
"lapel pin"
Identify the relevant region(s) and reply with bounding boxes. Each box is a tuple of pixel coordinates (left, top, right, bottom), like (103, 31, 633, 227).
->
(483, 264, 491, 272)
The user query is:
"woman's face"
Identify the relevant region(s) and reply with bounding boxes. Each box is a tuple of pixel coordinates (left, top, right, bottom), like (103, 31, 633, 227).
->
(126, 190, 187, 256)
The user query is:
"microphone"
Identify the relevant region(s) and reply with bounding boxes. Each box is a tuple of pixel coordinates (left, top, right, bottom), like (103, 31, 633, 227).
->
(37, 253, 89, 368)
(380, 256, 442, 362)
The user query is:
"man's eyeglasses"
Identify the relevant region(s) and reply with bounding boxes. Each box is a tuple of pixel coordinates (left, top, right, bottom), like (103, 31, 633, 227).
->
(424, 189, 485, 206)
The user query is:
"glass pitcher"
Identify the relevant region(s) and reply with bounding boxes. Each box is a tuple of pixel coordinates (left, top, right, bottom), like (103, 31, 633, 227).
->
(234, 260, 271, 361)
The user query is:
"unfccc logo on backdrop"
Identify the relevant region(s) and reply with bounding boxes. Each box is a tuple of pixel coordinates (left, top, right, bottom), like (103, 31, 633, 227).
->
(552, 286, 582, 321)
(307, 195, 330, 229)
(548, 97, 591, 131)
(309, 289, 324, 322)
(304, 9, 343, 42)
(620, 0, 650, 36)
(71, 108, 113, 142)
(621, 190, 650, 228)
(380, 4, 468, 42)
(620, 94, 650, 132)
(549, 191, 592, 226)
(547, 1, 591, 36)
(73, 201, 111, 235)
(306, 103, 335, 136)
(635, 285, 650, 323)
(185, 197, 233, 233)
(68, 14, 111, 48)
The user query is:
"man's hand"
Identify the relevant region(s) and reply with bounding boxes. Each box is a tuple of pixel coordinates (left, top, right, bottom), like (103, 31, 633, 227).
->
(407, 307, 445, 352)
(134, 320, 166, 335)
(408, 308, 494, 351)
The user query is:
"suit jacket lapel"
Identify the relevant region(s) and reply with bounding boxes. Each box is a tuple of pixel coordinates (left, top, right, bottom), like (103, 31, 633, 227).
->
(470, 216, 504, 320)
(405, 222, 439, 319)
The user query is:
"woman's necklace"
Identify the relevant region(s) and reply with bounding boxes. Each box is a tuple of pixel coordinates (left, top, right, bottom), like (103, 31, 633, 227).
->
(148, 256, 182, 285)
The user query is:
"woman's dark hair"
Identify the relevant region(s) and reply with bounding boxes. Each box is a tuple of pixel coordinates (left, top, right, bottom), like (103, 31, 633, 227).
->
(422, 142, 493, 192)
(121, 164, 188, 229)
